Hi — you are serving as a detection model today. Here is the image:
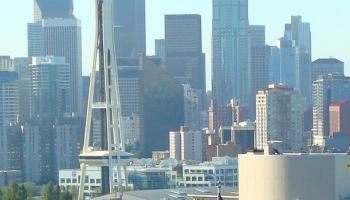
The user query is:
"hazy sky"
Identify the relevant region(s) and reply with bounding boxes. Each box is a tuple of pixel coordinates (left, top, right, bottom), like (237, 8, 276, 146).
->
(0, 0, 349, 89)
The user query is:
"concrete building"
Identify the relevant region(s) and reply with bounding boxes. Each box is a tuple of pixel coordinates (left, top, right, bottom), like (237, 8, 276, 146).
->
(29, 56, 71, 120)
(0, 126, 22, 171)
(183, 84, 202, 131)
(312, 75, 350, 146)
(0, 72, 19, 127)
(55, 117, 84, 170)
(117, 58, 144, 145)
(23, 119, 55, 183)
(27, 17, 83, 115)
(212, 0, 251, 108)
(155, 39, 165, 62)
(209, 100, 248, 133)
(250, 25, 268, 100)
(169, 126, 206, 162)
(256, 84, 304, 151)
(329, 101, 350, 138)
(312, 58, 344, 81)
(14, 57, 31, 122)
(0, 56, 14, 71)
(239, 151, 350, 200)
(267, 46, 281, 84)
(232, 121, 255, 153)
(181, 157, 238, 188)
(113, 0, 146, 57)
(165, 14, 206, 105)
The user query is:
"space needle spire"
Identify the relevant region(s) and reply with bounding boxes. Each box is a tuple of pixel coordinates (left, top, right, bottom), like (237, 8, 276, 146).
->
(78, 0, 133, 199)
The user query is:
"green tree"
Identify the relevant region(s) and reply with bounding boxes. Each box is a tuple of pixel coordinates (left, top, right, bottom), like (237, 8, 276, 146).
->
(43, 182, 60, 200)
(0, 188, 3, 200)
(2, 183, 20, 200)
(23, 182, 35, 198)
(60, 190, 73, 200)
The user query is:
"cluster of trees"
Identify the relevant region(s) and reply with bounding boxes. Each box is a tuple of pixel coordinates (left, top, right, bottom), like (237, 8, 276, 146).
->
(0, 182, 75, 200)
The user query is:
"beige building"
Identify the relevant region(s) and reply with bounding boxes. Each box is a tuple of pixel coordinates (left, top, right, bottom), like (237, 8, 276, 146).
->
(256, 84, 304, 151)
(239, 151, 350, 200)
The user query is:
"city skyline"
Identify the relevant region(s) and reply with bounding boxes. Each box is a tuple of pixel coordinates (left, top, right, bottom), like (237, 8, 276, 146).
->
(0, 0, 350, 90)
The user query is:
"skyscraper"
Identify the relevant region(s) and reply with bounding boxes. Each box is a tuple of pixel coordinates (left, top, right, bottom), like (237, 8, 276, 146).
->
(165, 14, 206, 105)
(212, 0, 251, 108)
(28, 1, 83, 116)
(155, 39, 165, 62)
(280, 16, 312, 106)
(267, 46, 281, 84)
(33, 0, 74, 21)
(256, 84, 304, 151)
(312, 75, 350, 146)
(0, 72, 19, 127)
(311, 58, 344, 81)
(250, 25, 268, 95)
(29, 56, 70, 120)
(117, 58, 144, 145)
(113, 0, 146, 57)
(42, 18, 82, 116)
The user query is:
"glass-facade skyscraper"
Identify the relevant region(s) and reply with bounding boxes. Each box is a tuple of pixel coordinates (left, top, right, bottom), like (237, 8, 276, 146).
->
(212, 0, 251, 108)
(113, 0, 146, 58)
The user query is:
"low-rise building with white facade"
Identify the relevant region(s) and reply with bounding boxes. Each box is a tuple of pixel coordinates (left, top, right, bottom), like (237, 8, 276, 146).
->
(181, 157, 238, 189)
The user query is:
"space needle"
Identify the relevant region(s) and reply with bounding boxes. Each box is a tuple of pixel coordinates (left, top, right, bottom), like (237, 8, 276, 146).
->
(78, 0, 133, 199)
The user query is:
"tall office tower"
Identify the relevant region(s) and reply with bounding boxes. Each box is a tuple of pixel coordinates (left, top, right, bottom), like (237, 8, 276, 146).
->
(29, 56, 71, 120)
(250, 25, 268, 94)
(267, 46, 281, 84)
(143, 57, 184, 157)
(55, 117, 84, 170)
(280, 16, 312, 106)
(183, 84, 202, 131)
(311, 58, 344, 81)
(155, 39, 165, 62)
(113, 0, 146, 57)
(28, 0, 82, 115)
(0, 125, 22, 171)
(23, 119, 54, 183)
(0, 72, 19, 127)
(256, 84, 304, 151)
(249, 25, 268, 118)
(165, 14, 206, 105)
(312, 75, 350, 146)
(27, 22, 44, 57)
(117, 58, 144, 145)
(329, 101, 350, 138)
(82, 76, 90, 117)
(0, 56, 14, 71)
(169, 126, 205, 162)
(14, 57, 31, 122)
(42, 18, 82, 116)
(212, 0, 250, 108)
(33, 0, 74, 21)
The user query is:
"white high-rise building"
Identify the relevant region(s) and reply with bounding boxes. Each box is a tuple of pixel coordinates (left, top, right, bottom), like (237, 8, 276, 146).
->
(0, 72, 19, 126)
(169, 126, 205, 162)
(256, 84, 304, 151)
